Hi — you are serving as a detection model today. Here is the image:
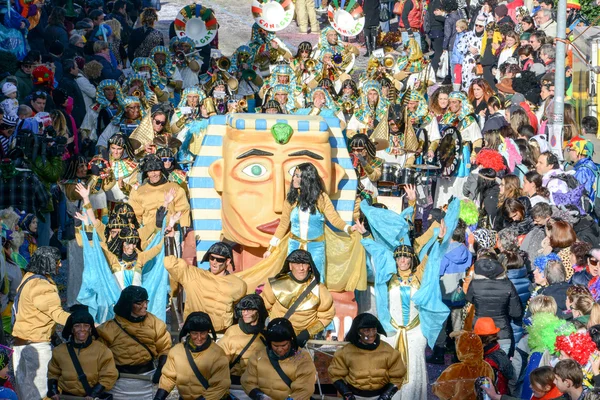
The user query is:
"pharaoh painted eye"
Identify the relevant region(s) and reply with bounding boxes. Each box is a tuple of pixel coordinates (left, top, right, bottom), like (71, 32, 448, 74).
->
(242, 163, 267, 178)
(288, 165, 299, 176)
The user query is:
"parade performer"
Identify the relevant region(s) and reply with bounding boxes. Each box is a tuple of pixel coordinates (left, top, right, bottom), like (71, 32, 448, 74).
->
(218, 295, 268, 384)
(97, 286, 171, 400)
(357, 198, 460, 400)
(16, 212, 37, 264)
(164, 242, 247, 332)
(122, 73, 158, 110)
(97, 96, 145, 149)
(130, 58, 169, 103)
(261, 250, 335, 344)
(241, 318, 317, 400)
(295, 87, 343, 124)
(313, 27, 346, 58)
(12, 247, 70, 400)
(106, 134, 138, 206)
(229, 45, 254, 78)
(263, 162, 357, 280)
(435, 92, 483, 207)
(154, 312, 231, 400)
(347, 81, 390, 138)
(150, 46, 183, 103)
(156, 147, 188, 195)
(170, 37, 201, 89)
(129, 154, 190, 229)
(170, 87, 210, 167)
(248, 23, 292, 65)
(349, 133, 383, 212)
(47, 307, 118, 400)
(266, 84, 297, 114)
(61, 156, 111, 307)
(81, 79, 123, 142)
(328, 313, 406, 399)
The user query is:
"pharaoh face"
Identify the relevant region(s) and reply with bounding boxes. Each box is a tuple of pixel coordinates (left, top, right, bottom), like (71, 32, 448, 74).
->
(209, 125, 346, 247)
(277, 74, 290, 84)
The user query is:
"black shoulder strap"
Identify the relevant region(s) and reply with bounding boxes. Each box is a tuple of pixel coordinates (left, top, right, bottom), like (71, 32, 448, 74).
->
(113, 318, 155, 362)
(229, 333, 259, 369)
(66, 343, 93, 395)
(283, 278, 319, 320)
(268, 355, 293, 388)
(184, 344, 210, 390)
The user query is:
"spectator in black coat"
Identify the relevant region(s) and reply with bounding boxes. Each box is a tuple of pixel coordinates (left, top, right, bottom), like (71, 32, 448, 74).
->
(466, 258, 523, 358)
(58, 59, 86, 128)
(44, 7, 69, 50)
(91, 41, 124, 82)
(47, 41, 65, 84)
(63, 35, 86, 60)
(570, 244, 597, 287)
(443, 0, 461, 83)
(428, 0, 447, 73)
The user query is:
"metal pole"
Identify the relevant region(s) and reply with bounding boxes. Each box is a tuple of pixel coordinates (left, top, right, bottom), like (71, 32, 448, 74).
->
(552, 0, 568, 159)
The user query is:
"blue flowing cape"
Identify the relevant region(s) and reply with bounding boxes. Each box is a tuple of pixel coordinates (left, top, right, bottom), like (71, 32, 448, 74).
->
(78, 225, 168, 323)
(360, 198, 460, 348)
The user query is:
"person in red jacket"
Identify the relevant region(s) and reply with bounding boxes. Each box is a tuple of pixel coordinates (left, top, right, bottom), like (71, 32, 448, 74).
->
(397, 0, 423, 49)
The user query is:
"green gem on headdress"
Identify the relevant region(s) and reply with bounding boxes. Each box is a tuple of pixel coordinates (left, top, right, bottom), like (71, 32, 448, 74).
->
(271, 123, 294, 145)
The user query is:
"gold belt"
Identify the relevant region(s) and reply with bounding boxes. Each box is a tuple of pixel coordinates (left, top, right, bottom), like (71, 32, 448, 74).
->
(289, 233, 325, 250)
(391, 315, 420, 384)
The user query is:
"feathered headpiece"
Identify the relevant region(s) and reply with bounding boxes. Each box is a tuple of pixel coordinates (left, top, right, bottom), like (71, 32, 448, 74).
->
(555, 332, 597, 365)
(475, 149, 506, 172)
(527, 312, 575, 353)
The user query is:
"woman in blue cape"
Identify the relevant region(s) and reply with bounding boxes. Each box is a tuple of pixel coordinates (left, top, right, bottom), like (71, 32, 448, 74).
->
(263, 162, 357, 282)
(357, 197, 460, 400)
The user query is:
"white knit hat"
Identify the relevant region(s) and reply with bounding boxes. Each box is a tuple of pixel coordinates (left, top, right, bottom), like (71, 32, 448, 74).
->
(1, 82, 17, 97)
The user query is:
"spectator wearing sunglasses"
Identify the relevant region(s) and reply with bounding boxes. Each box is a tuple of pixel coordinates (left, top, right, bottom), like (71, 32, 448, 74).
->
(164, 242, 247, 332)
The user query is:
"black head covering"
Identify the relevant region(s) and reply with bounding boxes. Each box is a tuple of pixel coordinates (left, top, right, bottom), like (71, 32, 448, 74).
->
(266, 318, 298, 359)
(108, 133, 135, 159)
(200, 242, 235, 271)
(27, 246, 61, 275)
(61, 155, 88, 180)
(111, 203, 138, 228)
(113, 285, 148, 322)
(349, 133, 377, 159)
(344, 313, 386, 349)
(62, 305, 99, 341)
(235, 294, 268, 334)
(474, 258, 505, 279)
(262, 99, 282, 113)
(140, 154, 167, 183)
(393, 244, 419, 273)
(276, 249, 319, 283)
(429, 208, 446, 224)
(179, 311, 217, 343)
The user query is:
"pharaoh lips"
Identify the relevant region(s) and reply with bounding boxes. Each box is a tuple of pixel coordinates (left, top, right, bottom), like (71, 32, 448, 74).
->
(256, 219, 281, 234)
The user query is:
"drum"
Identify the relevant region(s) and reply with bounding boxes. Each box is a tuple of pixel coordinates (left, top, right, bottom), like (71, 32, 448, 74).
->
(437, 126, 463, 178)
(378, 187, 393, 197)
(395, 168, 417, 186)
(381, 163, 400, 184)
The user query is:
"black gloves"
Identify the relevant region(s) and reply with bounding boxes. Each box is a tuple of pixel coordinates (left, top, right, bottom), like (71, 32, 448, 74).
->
(296, 329, 310, 348)
(90, 164, 101, 176)
(333, 379, 356, 400)
(153, 388, 169, 400)
(47, 379, 59, 398)
(248, 388, 269, 400)
(156, 206, 168, 229)
(89, 383, 105, 397)
(152, 355, 168, 384)
(377, 383, 398, 400)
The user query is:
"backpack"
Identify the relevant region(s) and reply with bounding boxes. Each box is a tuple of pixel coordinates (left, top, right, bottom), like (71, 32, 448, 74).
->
(580, 162, 600, 220)
(553, 172, 595, 215)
